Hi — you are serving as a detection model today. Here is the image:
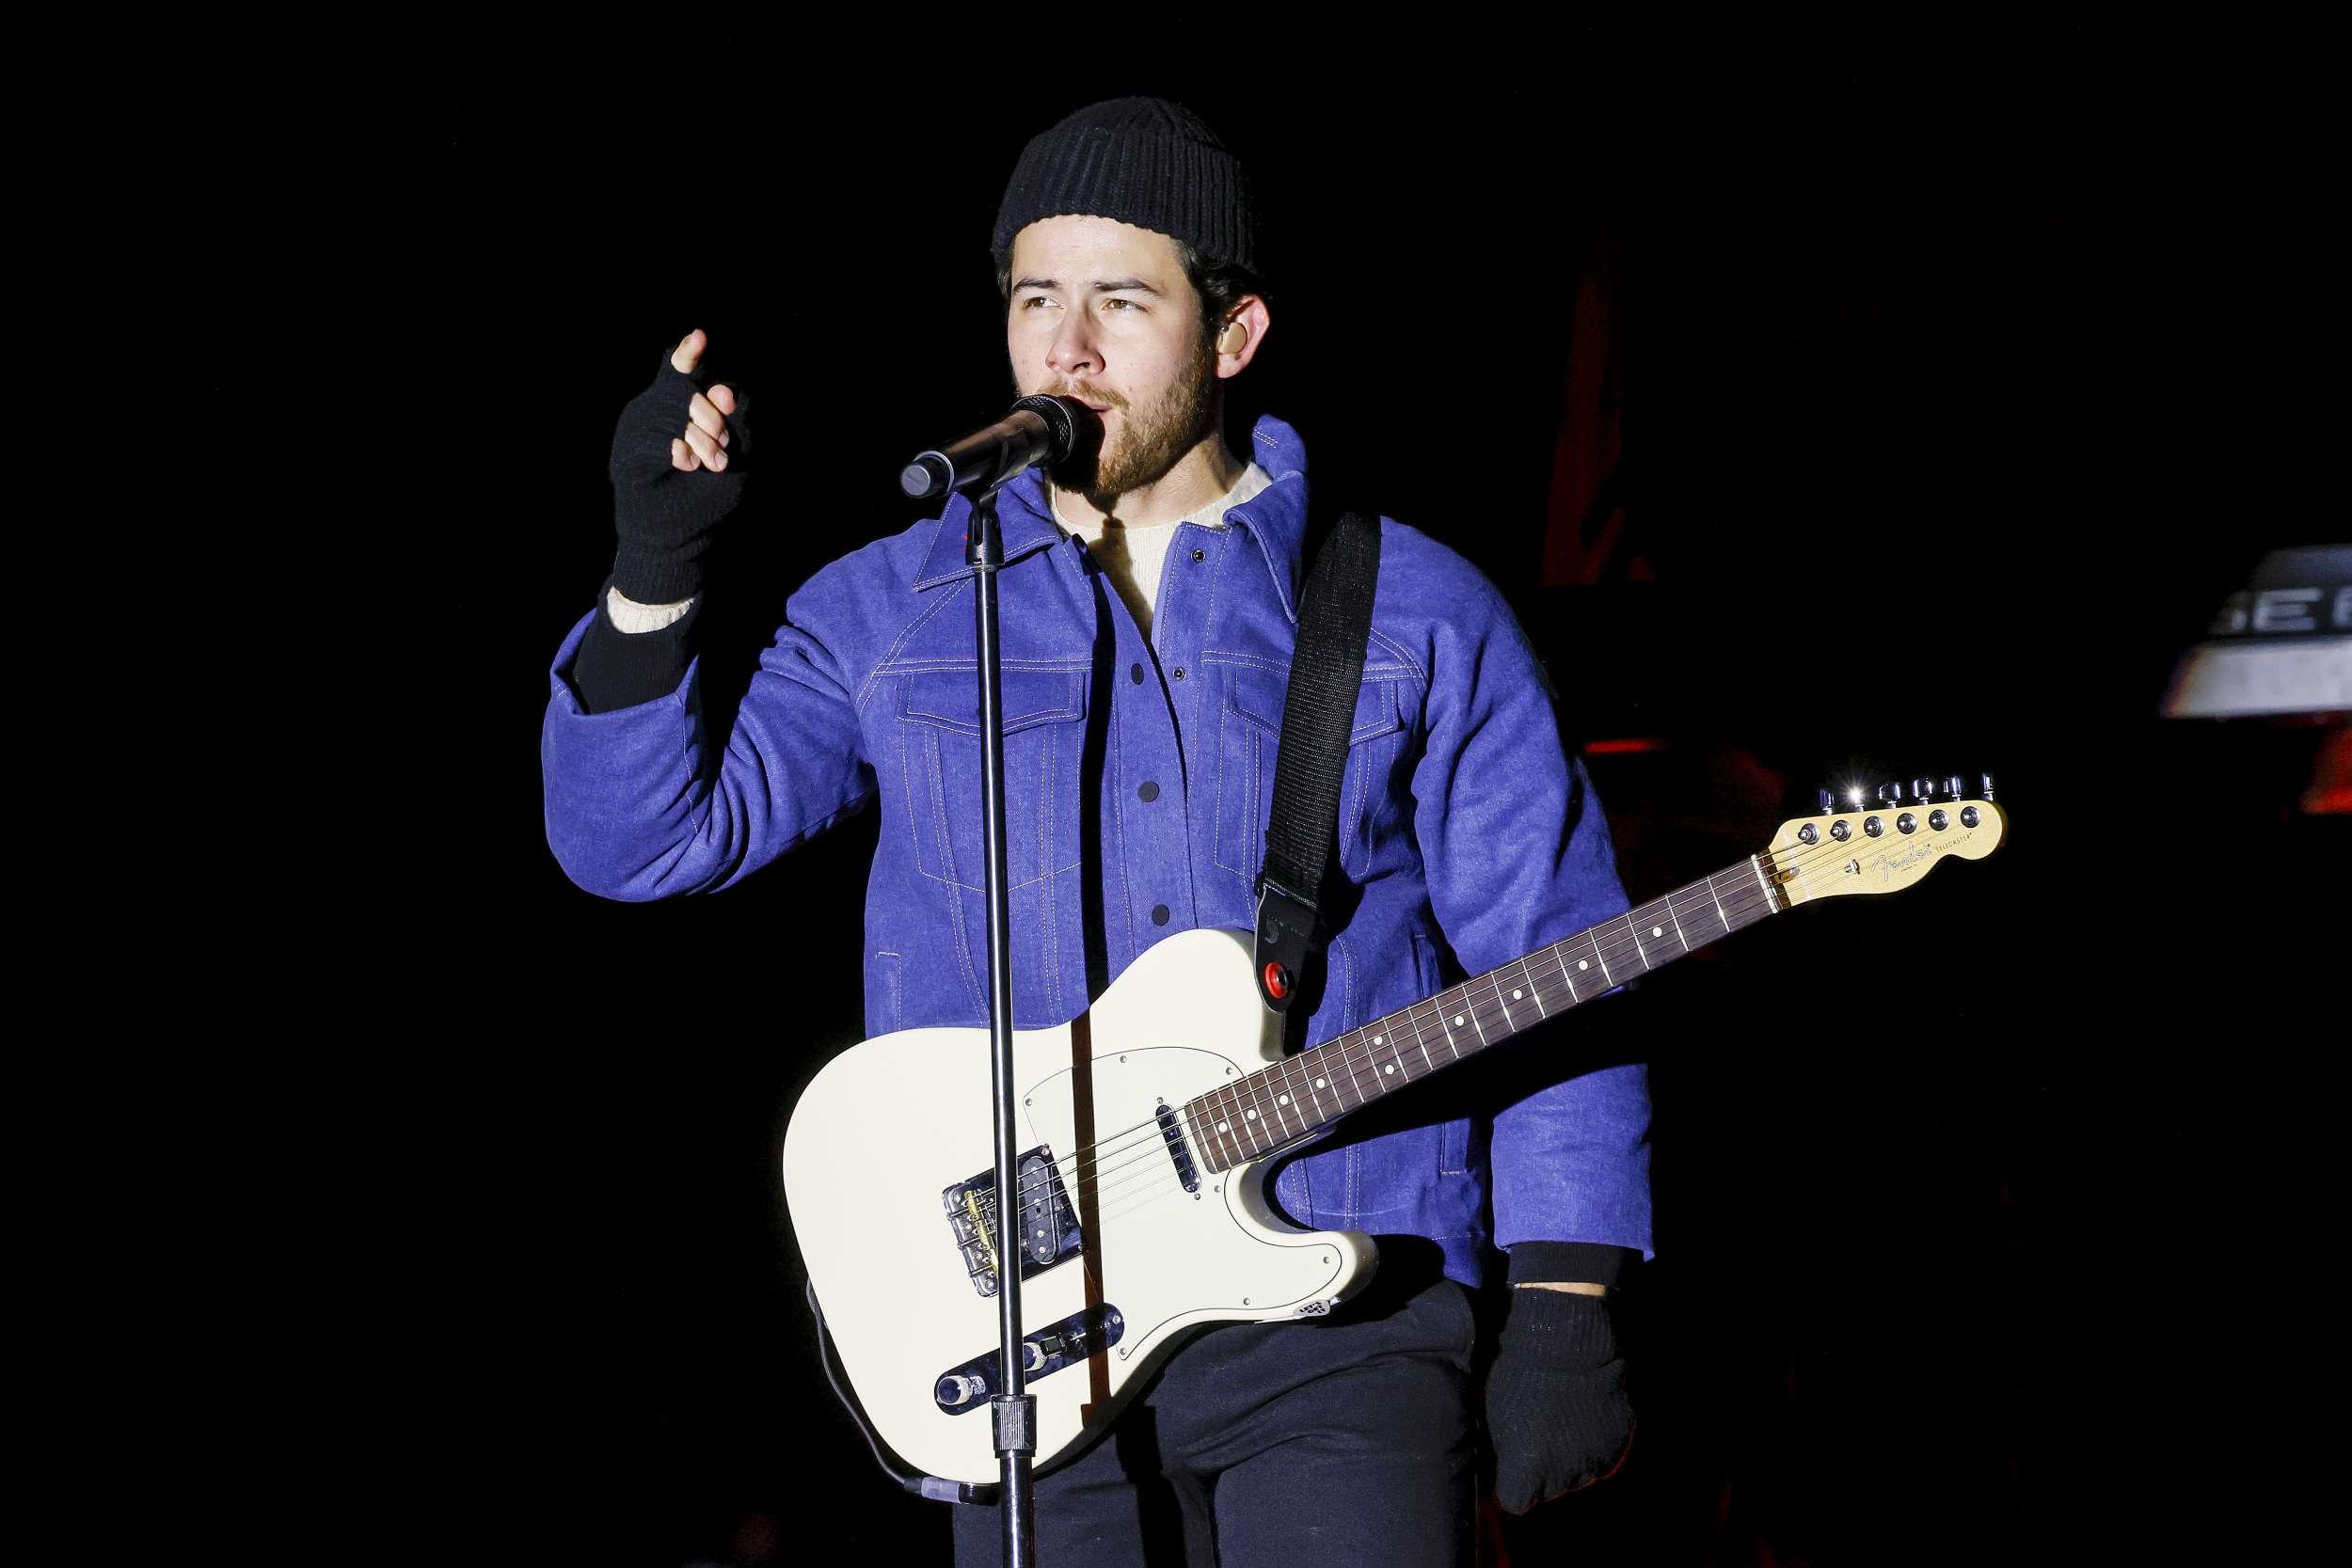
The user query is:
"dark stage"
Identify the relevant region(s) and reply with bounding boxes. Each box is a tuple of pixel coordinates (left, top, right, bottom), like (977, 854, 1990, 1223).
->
(248, 34, 2340, 1568)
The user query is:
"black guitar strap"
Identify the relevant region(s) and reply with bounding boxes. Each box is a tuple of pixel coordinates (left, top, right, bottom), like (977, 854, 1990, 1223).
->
(1253, 510, 1383, 1012)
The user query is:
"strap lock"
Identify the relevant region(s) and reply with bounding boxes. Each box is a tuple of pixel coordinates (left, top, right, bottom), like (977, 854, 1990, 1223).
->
(1252, 878, 1318, 1013)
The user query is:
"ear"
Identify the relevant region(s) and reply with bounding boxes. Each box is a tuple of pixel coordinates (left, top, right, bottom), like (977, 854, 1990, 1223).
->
(1214, 294, 1272, 379)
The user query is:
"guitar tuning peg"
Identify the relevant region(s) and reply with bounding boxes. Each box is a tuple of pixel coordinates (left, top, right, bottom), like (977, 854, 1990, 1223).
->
(1878, 783, 1902, 809)
(1910, 778, 1933, 804)
(1979, 772, 1996, 801)
(1819, 788, 1836, 815)
(1944, 774, 1964, 800)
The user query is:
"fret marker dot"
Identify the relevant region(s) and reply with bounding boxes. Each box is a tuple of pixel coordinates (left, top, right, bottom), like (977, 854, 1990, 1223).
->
(1372, 1036, 1382, 1045)
(1278, 1095, 1291, 1105)
(1454, 1015, 1465, 1027)
(1384, 1064, 1395, 1074)
(1245, 1109, 1257, 1119)
(1652, 926, 1662, 938)
(1578, 959, 1588, 970)
(1512, 989, 1522, 1000)
(1313, 1078, 1326, 1088)
(1216, 1121, 1229, 1132)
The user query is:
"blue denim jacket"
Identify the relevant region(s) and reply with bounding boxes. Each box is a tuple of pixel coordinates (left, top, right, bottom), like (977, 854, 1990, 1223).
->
(543, 415, 1652, 1285)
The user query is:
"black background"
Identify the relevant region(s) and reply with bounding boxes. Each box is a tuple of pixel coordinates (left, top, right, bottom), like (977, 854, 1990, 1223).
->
(226, 26, 2339, 1568)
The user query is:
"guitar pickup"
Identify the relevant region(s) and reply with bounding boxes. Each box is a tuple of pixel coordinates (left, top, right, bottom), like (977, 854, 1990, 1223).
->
(932, 1304, 1125, 1414)
(941, 1147, 1083, 1298)
(1156, 1102, 1199, 1193)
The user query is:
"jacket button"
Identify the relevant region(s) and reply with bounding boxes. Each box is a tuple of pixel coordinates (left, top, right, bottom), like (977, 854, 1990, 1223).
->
(1172, 668, 1185, 681)
(1151, 905, 1170, 926)
(1137, 781, 1160, 802)
(1191, 548, 1205, 562)
(1130, 662, 1144, 684)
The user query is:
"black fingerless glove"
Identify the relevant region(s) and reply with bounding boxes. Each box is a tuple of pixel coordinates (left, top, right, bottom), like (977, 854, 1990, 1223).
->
(1486, 1290, 1634, 1513)
(608, 356, 750, 606)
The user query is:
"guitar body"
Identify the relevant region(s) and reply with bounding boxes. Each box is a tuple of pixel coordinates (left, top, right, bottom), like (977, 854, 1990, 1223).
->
(783, 927, 1378, 1485)
(785, 788, 2008, 1486)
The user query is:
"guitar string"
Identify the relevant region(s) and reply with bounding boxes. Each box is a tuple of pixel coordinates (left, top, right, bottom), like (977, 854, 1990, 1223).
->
(995, 817, 1976, 1204)
(1039, 859, 1781, 1197)
(1194, 863, 1785, 1137)
(1064, 830, 1963, 1249)
(1179, 822, 1931, 1167)
(1005, 880, 1752, 1211)
(1015, 857, 1787, 1204)
(1017, 891, 1783, 1223)
(967, 834, 1942, 1281)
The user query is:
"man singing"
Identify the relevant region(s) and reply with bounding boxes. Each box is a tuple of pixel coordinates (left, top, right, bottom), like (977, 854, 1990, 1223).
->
(543, 98, 1650, 1567)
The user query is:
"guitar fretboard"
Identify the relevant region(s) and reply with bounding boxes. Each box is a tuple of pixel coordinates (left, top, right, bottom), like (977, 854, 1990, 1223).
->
(1184, 855, 1787, 1172)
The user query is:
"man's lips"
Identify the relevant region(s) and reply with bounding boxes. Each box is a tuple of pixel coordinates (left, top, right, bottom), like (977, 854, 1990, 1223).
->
(1039, 387, 1120, 416)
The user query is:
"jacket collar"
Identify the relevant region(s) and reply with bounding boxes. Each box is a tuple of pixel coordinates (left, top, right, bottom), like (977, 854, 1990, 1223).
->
(912, 470, 1069, 590)
(910, 413, 1314, 623)
(1222, 414, 1311, 625)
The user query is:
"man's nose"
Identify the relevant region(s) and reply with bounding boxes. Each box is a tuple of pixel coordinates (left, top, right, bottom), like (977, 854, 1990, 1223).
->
(1045, 314, 1101, 379)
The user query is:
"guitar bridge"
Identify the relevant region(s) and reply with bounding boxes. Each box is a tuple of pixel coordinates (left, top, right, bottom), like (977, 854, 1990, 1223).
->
(941, 1147, 1082, 1297)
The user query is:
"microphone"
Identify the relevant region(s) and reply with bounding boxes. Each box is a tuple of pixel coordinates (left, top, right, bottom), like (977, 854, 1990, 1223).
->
(900, 395, 1087, 500)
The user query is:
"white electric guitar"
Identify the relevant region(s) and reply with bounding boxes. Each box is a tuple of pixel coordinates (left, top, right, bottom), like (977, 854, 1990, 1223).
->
(784, 784, 2008, 1484)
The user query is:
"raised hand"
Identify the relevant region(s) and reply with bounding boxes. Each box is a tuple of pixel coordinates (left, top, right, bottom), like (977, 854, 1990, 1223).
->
(608, 330, 752, 607)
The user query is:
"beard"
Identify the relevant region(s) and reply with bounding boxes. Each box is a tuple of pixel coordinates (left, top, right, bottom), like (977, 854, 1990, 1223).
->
(1039, 341, 1217, 505)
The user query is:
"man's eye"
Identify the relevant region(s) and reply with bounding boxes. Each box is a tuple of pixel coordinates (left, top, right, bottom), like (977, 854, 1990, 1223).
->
(1104, 298, 1136, 311)
(1021, 294, 1057, 310)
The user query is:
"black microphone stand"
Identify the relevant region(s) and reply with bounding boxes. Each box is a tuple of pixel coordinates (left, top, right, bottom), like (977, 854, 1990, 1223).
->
(965, 483, 1037, 1568)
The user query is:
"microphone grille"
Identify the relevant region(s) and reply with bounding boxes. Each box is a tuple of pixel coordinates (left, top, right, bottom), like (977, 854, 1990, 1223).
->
(1009, 394, 1081, 462)
(900, 456, 948, 499)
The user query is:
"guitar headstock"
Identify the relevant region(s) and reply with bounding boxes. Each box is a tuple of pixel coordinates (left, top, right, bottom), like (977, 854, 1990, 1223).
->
(1762, 773, 2008, 905)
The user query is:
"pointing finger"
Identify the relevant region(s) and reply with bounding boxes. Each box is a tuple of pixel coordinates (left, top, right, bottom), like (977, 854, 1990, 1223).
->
(671, 329, 707, 375)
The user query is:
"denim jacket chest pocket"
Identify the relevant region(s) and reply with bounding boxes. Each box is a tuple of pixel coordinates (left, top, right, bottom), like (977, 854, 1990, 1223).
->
(895, 669, 1089, 893)
(1212, 662, 1411, 884)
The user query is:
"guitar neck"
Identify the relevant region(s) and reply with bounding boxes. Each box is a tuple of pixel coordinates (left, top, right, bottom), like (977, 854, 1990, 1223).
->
(1184, 854, 1788, 1172)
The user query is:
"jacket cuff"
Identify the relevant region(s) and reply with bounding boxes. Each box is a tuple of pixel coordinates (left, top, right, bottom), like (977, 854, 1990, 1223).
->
(1506, 1241, 1640, 1289)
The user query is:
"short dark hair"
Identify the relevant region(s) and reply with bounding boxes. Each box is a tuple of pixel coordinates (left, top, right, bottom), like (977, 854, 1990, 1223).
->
(996, 238, 1267, 352)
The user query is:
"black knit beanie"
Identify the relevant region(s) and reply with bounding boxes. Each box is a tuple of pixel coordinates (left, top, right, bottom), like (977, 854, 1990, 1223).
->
(992, 98, 1256, 273)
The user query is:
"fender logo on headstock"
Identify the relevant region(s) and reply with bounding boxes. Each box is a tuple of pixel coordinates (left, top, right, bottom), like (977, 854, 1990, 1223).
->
(1769, 788, 2009, 905)
(1861, 839, 1939, 883)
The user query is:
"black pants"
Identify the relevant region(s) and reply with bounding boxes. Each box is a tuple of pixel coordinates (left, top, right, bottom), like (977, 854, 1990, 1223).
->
(951, 1254, 1478, 1568)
